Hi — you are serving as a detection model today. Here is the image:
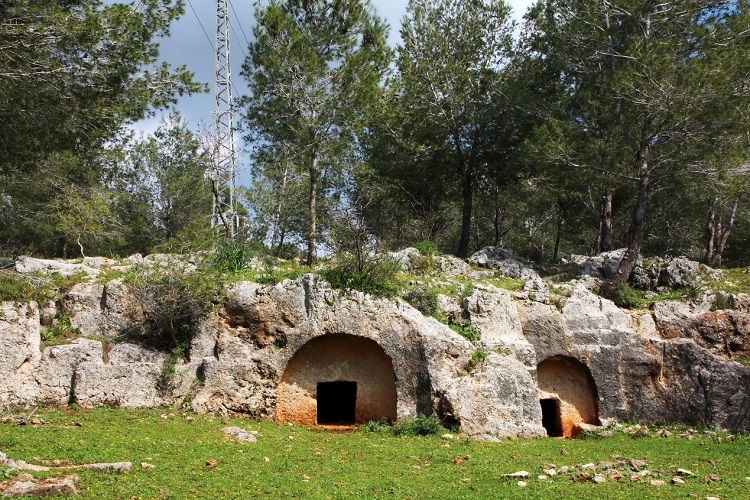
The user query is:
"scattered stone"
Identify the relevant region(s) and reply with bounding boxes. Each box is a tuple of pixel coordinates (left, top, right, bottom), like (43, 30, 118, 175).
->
(441, 433, 454, 440)
(581, 463, 596, 470)
(263, 457, 270, 463)
(506, 471, 529, 479)
(574, 473, 592, 483)
(638, 470, 651, 477)
(702, 474, 720, 483)
(1, 477, 79, 497)
(706, 497, 720, 500)
(605, 470, 623, 481)
(676, 468, 694, 476)
(599, 430, 613, 437)
(558, 466, 570, 474)
(672, 477, 685, 485)
(205, 459, 217, 469)
(140, 462, 155, 469)
(629, 459, 648, 470)
(650, 479, 666, 486)
(544, 469, 556, 477)
(560, 448, 569, 456)
(537, 475, 547, 481)
(221, 426, 257, 442)
(452, 457, 463, 465)
(517, 481, 527, 488)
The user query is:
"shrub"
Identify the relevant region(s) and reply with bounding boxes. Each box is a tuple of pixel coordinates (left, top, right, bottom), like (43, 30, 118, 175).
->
(711, 292, 736, 311)
(466, 348, 489, 373)
(125, 263, 222, 350)
(413, 241, 439, 257)
(403, 286, 439, 316)
(322, 253, 402, 298)
(392, 414, 446, 436)
(612, 283, 645, 309)
(449, 319, 481, 342)
(211, 240, 253, 272)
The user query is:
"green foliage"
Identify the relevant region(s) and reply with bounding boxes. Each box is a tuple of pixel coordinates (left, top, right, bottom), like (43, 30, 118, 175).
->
(125, 263, 222, 350)
(466, 349, 489, 373)
(41, 315, 80, 346)
(711, 292, 736, 312)
(611, 283, 646, 309)
(414, 241, 439, 257)
(162, 342, 189, 381)
(1, 408, 749, 498)
(322, 254, 402, 298)
(448, 319, 481, 342)
(0, 270, 87, 304)
(253, 261, 308, 286)
(212, 241, 254, 273)
(391, 414, 446, 437)
(0, 1, 205, 257)
(403, 285, 439, 316)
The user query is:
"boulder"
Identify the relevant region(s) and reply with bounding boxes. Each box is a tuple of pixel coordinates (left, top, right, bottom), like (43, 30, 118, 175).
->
(468, 247, 540, 280)
(438, 354, 546, 439)
(658, 256, 722, 288)
(14, 255, 100, 277)
(0, 302, 41, 407)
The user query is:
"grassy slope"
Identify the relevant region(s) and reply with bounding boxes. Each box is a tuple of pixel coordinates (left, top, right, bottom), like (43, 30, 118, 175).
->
(1, 408, 747, 499)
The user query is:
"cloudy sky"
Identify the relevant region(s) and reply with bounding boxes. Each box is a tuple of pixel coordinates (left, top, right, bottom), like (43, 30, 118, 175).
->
(130, 0, 536, 180)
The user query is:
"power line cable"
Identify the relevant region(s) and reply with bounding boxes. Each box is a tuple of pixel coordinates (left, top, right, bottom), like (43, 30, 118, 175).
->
(187, 0, 215, 52)
(228, 0, 252, 48)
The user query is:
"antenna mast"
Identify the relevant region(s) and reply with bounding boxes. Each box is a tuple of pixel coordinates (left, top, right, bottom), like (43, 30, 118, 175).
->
(210, 0, 237, 238)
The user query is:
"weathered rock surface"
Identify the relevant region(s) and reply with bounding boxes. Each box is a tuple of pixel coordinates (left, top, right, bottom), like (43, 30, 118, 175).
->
(1, 258, 749, 437)
(14, 255, 100, 277)
(468, 247, 540, 280)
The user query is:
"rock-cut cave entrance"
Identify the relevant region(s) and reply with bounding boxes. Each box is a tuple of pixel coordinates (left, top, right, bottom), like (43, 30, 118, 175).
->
(537, 355, 600, 438)
(540, 398, 563, 437)
(317, 381, 357, 424)
(276, 334, 397, 426)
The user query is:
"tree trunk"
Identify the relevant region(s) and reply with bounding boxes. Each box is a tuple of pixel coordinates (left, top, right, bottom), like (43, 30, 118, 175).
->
(553, 204, 564, 263)
(600, 145, 650, 298)
(599, 186, 614, 252)
(456, 162, 473, 258)
(706, 197, 739, 268)
(306, 154, 319, 266)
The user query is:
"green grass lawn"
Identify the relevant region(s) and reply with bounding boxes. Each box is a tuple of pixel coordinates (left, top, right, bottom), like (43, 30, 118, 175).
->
(1, 408, 748, 499)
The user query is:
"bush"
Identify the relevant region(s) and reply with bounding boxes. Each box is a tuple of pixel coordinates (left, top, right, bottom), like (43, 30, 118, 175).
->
(404, 286, 439, 316)
(612, 283, 645, 309)
(322, 253, 402, 298)
(413, 241, 439, 257)
(448, 319, 481, 342)
(212, 240, 253, 272)
(466, 348, 489, 373)
(392, 414, 446, 436)
(125, 263, 222, 350)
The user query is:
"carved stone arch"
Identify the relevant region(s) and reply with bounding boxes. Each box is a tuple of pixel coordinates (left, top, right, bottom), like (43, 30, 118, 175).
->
(276, 333, 397, 425)
(537, 355, 600, 437)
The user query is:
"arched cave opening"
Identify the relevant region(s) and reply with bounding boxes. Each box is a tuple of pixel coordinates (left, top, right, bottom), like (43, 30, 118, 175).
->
(537, 355, 600, 438)
(276, 333, 397, 425)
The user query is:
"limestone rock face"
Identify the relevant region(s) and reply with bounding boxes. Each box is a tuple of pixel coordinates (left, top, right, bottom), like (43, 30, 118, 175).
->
(653, 299, 750, 363)
(1, 258, 749, 436)
(14, 256, 100, 277)
(468, 247, 540, 280)
(0, 302, 41, 407)
(439, 354, 546, 439)
(63, 278, 137, 339)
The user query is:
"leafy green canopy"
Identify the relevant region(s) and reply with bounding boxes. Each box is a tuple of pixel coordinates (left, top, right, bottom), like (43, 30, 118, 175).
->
(240, 0, 391, 264)
(0, 0, 205, 256)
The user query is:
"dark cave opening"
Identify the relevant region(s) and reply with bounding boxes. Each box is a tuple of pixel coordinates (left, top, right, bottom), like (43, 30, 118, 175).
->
(541, 398, 563, 437)
(317, 381, 357, 425)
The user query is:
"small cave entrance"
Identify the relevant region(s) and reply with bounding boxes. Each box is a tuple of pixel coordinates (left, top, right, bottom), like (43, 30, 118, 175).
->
(540, 398, 563, 437)
(317, 381, 357, 425)
(276, 334, 397, 426)
(537, 355, 600, 438)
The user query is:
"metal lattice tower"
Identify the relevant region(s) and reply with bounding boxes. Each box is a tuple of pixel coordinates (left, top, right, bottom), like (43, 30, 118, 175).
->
(209, 0, 237, 238)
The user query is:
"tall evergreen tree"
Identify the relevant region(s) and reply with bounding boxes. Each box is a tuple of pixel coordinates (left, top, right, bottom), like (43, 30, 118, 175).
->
(241, 0, 391, 264)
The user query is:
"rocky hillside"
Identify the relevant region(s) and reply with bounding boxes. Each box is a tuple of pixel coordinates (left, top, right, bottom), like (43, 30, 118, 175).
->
(1, 249, 748, 439)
